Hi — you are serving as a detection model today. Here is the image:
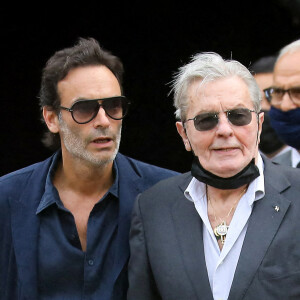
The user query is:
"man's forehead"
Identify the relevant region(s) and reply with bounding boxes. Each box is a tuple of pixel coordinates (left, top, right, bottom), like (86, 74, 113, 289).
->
(57, 65, 121, 102)
(274, 51, 300, 87)
(187, 76, 252, 113)
(187, 76, 249, 98)
(275, 50, 300, 75)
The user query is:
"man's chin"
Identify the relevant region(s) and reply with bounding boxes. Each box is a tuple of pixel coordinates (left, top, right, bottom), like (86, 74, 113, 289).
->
(86, 148, 119, 167)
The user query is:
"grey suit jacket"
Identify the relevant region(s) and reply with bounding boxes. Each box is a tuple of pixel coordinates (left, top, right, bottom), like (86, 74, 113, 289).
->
(128, 158, 300, 300)
(272, 148, 293, 167)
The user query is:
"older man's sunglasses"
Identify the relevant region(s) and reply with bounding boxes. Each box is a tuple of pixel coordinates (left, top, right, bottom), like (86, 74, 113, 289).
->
(60, 96, 130, 124)
(184, 108, 258, 131)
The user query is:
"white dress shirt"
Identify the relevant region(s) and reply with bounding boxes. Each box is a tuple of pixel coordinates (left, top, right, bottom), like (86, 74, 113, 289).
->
(291, 147, 300, 168)
(184, 154, 265, 300)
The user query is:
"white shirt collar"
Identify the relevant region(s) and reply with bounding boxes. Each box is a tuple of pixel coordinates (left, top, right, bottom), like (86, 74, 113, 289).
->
(291, 147, 300, 168)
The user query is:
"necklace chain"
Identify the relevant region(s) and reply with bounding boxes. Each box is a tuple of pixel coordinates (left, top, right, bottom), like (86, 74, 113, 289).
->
(206, 185, 247, 244)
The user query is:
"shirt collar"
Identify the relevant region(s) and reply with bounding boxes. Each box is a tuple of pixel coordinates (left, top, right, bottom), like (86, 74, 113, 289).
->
(291, 147, 300, 168)
(36, 151, 119, 214)
(184, 153, 265, 205)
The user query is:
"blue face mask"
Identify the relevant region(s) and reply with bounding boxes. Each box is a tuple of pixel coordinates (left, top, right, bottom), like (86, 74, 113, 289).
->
(269, 107, 300, 150)
(259, 110, 285, 155)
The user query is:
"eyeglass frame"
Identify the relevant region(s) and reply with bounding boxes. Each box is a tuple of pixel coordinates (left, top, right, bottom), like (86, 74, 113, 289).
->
(263, 87, 300, 106)
(183, 108, 260, 131)
(59, 96, 130, 124)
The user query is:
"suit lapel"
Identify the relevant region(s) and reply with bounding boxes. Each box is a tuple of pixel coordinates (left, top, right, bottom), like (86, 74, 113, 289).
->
(171, 174, 214, 300)
(10, 157, 52, 299)
(272, 149, 292, 166)
(229, 160, 291, 300)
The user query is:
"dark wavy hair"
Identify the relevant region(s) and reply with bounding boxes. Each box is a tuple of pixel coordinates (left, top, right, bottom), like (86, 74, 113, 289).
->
(39, 37, 124, 150)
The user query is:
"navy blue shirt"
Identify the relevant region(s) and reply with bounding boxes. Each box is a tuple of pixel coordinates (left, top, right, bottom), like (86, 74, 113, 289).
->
(36, 152, 119, 300)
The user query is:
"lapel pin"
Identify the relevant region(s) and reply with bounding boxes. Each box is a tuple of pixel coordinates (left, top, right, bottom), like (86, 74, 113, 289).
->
(274, 205, 280, 212)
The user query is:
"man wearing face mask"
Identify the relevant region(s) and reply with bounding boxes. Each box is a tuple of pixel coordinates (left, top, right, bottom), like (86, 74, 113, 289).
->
(128, 52, 300, 300)
(251, 55, 291, 159)
(264, 39, 300, 168)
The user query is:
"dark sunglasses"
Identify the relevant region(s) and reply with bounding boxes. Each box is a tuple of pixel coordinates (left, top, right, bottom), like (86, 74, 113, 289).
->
(60, 96, 130, 124)
(184, 108, 258, 131)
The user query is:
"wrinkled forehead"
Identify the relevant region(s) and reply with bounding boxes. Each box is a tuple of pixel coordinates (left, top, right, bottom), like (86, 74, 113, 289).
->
(187, 76, 249, 99)
(186, 76, 253, 113)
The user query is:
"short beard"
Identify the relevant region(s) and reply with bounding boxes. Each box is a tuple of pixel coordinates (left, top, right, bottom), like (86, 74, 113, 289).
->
(58, 114, 121, 167)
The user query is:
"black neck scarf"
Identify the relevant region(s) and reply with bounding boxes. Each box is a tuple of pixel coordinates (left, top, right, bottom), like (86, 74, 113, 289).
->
(191, 156, 260, 189)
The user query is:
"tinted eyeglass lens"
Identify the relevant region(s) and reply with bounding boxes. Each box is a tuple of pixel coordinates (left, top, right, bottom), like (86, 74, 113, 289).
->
(103, 97, 125, 119)
(290, 88, 300, 102)
(271, 88, 285, 104)
(227, 109, 252, 126)
(194, 113, 218, 131)
(72, 101, 99, 123)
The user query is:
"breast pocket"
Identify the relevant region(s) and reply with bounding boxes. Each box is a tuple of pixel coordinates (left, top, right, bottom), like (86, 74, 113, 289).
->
(260, 238, 300, 281)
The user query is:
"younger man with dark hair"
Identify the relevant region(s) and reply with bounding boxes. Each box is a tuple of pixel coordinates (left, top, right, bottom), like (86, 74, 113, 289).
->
(0, 37, 178, 300)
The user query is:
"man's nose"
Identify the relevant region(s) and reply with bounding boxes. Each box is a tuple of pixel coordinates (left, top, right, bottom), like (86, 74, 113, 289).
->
(93, 106, 111, 128)
(215, 113, 234, 137)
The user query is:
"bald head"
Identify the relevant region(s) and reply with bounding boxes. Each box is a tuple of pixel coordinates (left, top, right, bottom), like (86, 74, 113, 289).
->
(273, 44, 300, 111)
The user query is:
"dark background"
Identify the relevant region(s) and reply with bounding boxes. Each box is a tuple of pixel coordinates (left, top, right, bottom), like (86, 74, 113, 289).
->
(2, 1, 300, 176)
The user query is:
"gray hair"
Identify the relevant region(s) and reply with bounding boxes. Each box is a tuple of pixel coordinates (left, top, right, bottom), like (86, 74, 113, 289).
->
(171, 52, 262, 120)
(277, 39, 300, 61)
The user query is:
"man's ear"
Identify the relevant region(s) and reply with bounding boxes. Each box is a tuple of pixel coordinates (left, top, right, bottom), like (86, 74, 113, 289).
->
(257, 111, 264, 144)
(176, 121, 192, 152)
(43, 106, 60, 133)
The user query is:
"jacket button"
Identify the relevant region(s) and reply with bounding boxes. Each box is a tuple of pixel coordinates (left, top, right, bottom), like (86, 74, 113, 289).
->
(88, 259, 94, 266)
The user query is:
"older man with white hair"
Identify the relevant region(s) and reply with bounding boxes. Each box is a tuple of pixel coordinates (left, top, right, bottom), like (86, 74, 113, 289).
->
(128, 52, 300, 300)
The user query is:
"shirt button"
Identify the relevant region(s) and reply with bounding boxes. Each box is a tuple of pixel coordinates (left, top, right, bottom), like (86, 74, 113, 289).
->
(88, 259, 94, 266)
